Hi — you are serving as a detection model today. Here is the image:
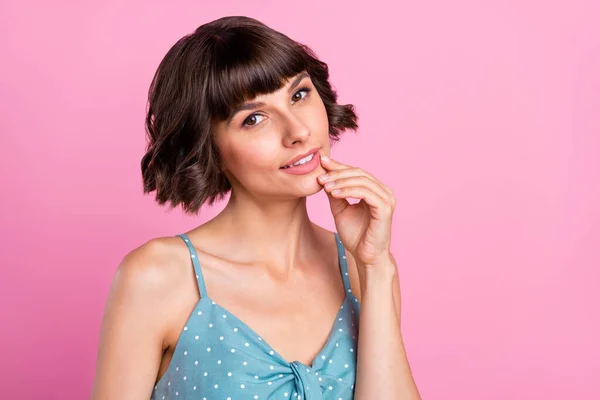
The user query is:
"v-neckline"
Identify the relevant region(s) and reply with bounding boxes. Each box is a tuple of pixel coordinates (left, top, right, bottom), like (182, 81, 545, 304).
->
(202, 292, 351, 369)
(185, 231, 353, 369)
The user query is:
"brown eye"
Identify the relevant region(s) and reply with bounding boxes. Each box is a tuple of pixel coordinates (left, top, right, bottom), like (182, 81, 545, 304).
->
(242, 114, 265, 128)
(291, 88, 311, 104)
(244, 115, 257, 126)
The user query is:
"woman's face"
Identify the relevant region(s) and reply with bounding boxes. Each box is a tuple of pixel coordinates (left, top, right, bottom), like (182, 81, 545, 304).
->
(212, 71, 331, 200)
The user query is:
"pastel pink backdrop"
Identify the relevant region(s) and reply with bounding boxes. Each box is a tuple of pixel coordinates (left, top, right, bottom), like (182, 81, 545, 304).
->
(1, 0, 598, 398)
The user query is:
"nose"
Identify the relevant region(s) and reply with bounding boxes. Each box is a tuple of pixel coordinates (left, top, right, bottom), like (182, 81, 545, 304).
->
(281, 112, 311, 147)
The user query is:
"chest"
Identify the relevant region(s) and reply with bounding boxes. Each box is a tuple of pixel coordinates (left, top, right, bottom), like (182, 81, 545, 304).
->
(168, 252, 351, 359)
(153, 295, 360, 400)
(200, 269, 348, 365)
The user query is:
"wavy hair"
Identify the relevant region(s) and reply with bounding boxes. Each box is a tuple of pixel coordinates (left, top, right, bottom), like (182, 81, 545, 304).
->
(141, 16, 359, 214)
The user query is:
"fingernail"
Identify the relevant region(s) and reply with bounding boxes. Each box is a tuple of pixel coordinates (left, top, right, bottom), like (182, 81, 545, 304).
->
(331, 189, 341, 195)
(320, 155, 329, 161)
(325, 181, 336, 189)
(318, 174, 329, 182)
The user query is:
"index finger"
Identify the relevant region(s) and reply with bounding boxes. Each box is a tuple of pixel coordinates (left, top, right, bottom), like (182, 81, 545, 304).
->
(320, 154, 352, 171)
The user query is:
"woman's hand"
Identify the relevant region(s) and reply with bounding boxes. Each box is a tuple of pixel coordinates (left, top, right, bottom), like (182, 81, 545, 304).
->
(318, 155, 396, 267)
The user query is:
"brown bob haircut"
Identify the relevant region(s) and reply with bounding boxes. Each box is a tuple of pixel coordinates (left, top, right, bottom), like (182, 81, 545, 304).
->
(141, 16, 359, 214)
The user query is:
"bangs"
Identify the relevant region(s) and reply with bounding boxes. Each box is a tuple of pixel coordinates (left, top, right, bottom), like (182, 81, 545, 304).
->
(205, 33, 309, 121)
(143, 16, 359, 214)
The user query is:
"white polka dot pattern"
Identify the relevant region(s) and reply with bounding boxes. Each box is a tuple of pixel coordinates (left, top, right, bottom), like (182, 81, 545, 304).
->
(151, 233, 360, 399)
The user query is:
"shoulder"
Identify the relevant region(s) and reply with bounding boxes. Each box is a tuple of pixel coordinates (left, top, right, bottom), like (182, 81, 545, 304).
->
(105, 236, 196, 336)
(92, 236, 193, 398)
(115, 236, 189, 296)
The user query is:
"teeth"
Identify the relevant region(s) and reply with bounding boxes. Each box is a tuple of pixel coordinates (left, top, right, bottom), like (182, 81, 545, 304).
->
(284, 153, 314, 169)
(294, 153, 314, 166)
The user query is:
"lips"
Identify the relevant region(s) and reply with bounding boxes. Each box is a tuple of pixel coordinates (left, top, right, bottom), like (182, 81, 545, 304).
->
(281, 147, 320, 169)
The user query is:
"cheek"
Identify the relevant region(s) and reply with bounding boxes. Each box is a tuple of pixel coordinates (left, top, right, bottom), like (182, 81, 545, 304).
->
(225, 137, 280, 173)
(310, 98, 330, 136)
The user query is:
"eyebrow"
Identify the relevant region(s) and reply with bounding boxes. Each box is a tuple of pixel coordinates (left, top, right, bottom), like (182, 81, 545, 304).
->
(226, 71, 311, 126)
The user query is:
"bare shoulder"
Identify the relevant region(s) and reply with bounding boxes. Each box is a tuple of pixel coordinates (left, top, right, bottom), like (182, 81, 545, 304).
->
(92, 236, 194, 398)
(103, 236, 195, 339)
(113, 236, 190, 302)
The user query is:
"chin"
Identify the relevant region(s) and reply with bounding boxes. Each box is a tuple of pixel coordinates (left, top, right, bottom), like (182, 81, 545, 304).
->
(296, 177, 325, 198)
(306, 182, 325, 197)
(277, 160, 327, 198)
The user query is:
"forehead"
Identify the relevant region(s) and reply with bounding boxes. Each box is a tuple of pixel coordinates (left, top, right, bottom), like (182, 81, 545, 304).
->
(250, 71, 310, 99)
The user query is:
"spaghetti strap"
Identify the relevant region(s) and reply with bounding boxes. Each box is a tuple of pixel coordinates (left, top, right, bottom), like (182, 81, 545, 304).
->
(152, 231, 360, 399)
(334, 232, 352, 295)
(177, 233, 208, 299)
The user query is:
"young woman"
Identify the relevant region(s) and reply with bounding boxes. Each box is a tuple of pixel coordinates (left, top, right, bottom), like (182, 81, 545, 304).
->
(92, 15, 420, 400)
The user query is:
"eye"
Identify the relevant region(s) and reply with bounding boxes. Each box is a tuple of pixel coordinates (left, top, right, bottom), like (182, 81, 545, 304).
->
(241, 87, 312, 128)
(291, 87, 311, 104)
(242, 114, 265, 127)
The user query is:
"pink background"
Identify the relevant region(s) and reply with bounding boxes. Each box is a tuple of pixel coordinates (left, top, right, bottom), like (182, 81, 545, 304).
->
(1, 0, 599, 398)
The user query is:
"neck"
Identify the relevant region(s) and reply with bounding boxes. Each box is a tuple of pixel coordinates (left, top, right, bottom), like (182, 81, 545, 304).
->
(208, 189, 322, 275)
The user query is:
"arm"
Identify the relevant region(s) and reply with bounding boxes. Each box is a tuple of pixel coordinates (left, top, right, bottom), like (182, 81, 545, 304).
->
(91, 241, 172, 399)
(350, 252, 421, 399)
(317, 154, 421, 398)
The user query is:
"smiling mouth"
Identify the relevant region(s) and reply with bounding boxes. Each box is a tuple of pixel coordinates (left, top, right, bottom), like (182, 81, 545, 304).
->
(280, 152, 317, 169)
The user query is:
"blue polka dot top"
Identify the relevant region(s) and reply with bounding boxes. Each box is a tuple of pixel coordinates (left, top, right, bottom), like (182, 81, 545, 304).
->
(151, 232, 361, 400)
